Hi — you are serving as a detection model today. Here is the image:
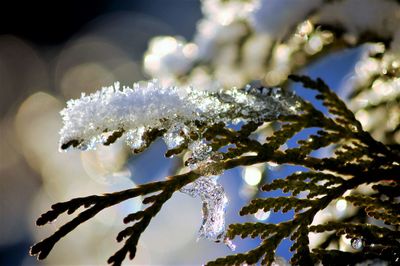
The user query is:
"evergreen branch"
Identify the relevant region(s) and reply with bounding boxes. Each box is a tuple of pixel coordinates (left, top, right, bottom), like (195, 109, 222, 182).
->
(35, 181, 167, 226)
(345, 194, 400, 224)
(108, 190, 174, 266)
(227, 222, 277, 239)
(372, 181, 400, 198)
(32, 75, 400, 265)
(262, 178, 330, 198)
(30, 172, 199, 263)
(312, 247, 400, 266)
(284, 171, 345, 184)
(266, 121, 304, 150)
(290, 224, 314, 265)
(309, 222, 400, 247)
(240, 197, 315, 215)
(347, 193, 400, 212)
(289, 74, 362, 132)
(206, 242, 268, 266)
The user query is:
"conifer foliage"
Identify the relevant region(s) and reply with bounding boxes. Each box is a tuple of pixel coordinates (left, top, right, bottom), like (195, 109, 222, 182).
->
(30, 0, 400, 265)
(30, 75, 399, 265)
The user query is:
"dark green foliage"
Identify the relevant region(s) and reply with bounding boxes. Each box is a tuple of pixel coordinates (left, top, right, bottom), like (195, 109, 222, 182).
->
(30, 76, 399, 265)
(240, 197, 315, 214)
(207, 75, 399, 265)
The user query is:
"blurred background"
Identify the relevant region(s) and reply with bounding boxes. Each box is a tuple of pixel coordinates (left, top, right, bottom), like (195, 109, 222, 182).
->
(0, 0, 363, 265)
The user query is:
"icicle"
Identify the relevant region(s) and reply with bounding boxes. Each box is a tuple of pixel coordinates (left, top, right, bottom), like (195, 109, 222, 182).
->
(180, 140, 235, 250)
(180, 176, 234, 250)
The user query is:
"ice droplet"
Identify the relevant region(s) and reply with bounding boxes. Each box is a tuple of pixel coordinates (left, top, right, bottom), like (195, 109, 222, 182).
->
(180, 176, 234, 250)
(351, 237, 364, 250)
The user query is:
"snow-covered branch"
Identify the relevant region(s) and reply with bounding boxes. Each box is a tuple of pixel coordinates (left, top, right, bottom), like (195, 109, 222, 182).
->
(60, 80, 301, 151)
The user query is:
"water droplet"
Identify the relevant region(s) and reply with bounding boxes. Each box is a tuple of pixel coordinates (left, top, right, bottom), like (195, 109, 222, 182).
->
(351, 238, 364, 250)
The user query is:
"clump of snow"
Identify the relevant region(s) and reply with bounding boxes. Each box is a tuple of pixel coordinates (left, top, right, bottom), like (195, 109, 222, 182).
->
(60, 80, 197, 150)
(250, 0, 323, 38)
